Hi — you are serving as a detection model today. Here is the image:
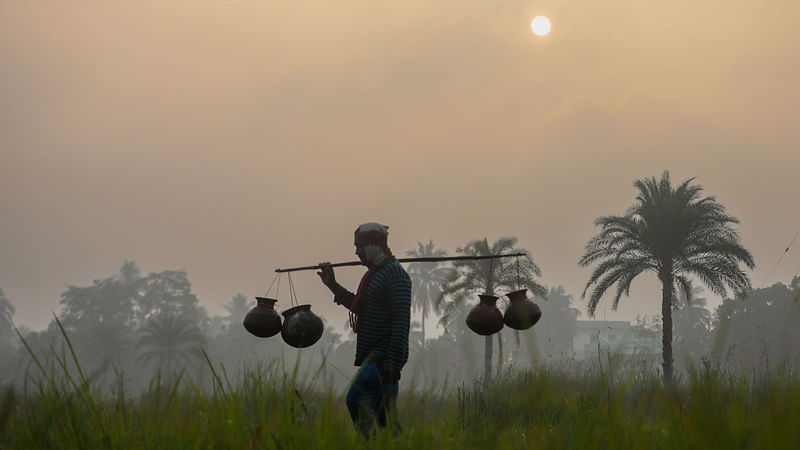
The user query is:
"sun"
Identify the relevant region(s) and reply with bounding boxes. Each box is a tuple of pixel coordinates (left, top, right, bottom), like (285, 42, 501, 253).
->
(531, 16, 551, 36)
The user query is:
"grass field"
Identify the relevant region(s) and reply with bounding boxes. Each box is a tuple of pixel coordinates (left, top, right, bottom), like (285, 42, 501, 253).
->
(3, 341, 800, 450)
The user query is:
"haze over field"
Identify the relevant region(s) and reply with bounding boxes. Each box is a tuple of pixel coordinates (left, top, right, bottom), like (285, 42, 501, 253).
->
(2, 0, 799, 333)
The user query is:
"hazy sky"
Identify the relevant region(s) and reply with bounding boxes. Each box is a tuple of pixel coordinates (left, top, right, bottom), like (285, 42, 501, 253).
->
(2, 0, 799, 333)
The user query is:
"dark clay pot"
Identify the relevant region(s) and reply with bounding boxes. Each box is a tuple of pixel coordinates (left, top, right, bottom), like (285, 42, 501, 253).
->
(503, 289, 542, 330)
(281, 304, 324, 348)
(466, 294, 505, 336)
(243, 297, 282, 338)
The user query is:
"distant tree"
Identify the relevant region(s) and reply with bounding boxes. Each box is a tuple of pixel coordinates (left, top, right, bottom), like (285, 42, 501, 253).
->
(672, 287, 712, 371)
(0, 288, 15, 340)
(136, 270, 206, 326)
(0, 288, 16, 385)
(73, 319, 135, 384)
(137, 314, 206, 377)
(579, 171, 754, 384)
(59, 276, 138, 331)
(12, 326, 61, 384)
(712, 281, 800, 374)
(532, 286, 580, 359)
(57, 262, 142, 379)
(405, 240, 453, 348)
(441, 237, 545, 379)
(119, 260, 141, 284)
(224, 294, 251, 332)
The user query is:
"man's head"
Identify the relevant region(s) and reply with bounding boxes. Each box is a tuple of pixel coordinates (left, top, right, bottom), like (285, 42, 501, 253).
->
(354, 222, 391, 267)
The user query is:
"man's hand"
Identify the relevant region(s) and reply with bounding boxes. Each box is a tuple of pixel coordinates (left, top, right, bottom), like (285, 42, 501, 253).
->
(381, 363, 401, 384)
(317, 262, 336, 289)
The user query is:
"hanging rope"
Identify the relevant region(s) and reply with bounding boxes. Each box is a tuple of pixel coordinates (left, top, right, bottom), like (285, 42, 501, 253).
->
(263, 273, 280, 297)
(487, 257, 495, 295)
(761, 226, 800, 287)
(287, 273, 299, 307)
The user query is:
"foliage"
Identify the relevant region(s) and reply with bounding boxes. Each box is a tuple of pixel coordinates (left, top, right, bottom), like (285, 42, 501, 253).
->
(137, 314, 207, 377)
(5, 345, 800, 449)
(136, 270, 207, 326)
(712, 280, 800, 375)
(405, 240, 453, 347)
(52, 261, 210, 386)
(223, 293, 251, 332)
(440, 237, 546, 380)
(57, 261, 207, 331)
(443, 238, 545, 303)
(59, 276, 138, 331)
(0, 288, 15, 339)
(531, 286, 581, 360)
(0, 288, 16, 385)
(0, 289, 15, 386)
(672, 287, 712, 372)
(579, 171, 754, 383)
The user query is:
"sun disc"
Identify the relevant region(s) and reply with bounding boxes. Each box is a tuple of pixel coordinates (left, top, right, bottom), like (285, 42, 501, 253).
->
(531, 16, 551, 36)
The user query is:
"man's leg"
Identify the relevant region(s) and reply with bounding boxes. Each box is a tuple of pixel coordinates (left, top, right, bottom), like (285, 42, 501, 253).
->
(346, 362, 382, 435)
(375, 372, 401, 435)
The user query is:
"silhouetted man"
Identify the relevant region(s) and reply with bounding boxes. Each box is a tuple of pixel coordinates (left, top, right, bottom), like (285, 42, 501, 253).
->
(317, 222, 411, 435)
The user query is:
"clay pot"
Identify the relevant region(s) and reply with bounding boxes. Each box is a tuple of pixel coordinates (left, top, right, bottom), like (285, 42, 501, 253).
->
(243, 297, 282, 338)
(503, 289, 542, 330)
(281, 304, 324, 348)
(466, 294, 505, 336)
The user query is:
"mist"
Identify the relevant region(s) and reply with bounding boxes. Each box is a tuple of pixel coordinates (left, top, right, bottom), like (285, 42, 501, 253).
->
(2, 256, 799, 393)
(2, 0, 800, 391)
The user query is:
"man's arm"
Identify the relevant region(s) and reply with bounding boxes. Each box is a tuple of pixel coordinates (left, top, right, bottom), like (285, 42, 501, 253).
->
(317, 262, 355, 309)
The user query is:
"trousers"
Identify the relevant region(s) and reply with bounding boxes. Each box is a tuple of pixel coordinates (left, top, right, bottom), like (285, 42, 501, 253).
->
(345, 361, 400, 435)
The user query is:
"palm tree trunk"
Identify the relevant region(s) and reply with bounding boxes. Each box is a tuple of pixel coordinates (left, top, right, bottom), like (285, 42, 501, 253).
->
(421, 308, 426, 351)
(661, 276, 674, 385)
(497, 332, 503, 374)
(484, 335, 493, 380)
(484, 268, 496, 380)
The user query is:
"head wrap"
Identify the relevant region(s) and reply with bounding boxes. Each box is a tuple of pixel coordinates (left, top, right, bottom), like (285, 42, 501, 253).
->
(354, 222, 390, 249)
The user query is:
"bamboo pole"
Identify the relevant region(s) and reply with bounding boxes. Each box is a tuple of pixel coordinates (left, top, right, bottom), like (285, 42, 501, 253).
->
(274, 252, 528, 273)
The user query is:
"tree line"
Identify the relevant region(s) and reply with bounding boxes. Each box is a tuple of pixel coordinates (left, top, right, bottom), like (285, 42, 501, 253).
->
(2, 170, 799, 389)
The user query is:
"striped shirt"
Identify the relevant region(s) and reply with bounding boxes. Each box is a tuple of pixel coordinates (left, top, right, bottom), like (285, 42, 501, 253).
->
(334, 258, 412, 368)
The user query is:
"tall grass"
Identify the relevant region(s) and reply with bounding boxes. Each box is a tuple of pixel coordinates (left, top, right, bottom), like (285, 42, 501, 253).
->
(3, 324, 800, 449)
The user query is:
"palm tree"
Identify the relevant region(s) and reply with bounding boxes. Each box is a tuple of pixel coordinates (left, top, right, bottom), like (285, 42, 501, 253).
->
(118, 260, 141, 284)
(579, 171, 754, 384)
(442, 237, 546, 379)
(405, 240, 453, 349)
(137, 314, 206, 377)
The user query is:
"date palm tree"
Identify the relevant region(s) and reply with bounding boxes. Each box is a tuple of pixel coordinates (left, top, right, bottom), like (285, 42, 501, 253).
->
(579, 171, 754, 384)
(405, 240, 453, 349)
(137, 314, 206, 378)
(442, 237, 545, 379)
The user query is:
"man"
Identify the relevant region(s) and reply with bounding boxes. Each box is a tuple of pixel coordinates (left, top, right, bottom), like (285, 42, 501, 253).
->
(317, 222, 412, 435)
